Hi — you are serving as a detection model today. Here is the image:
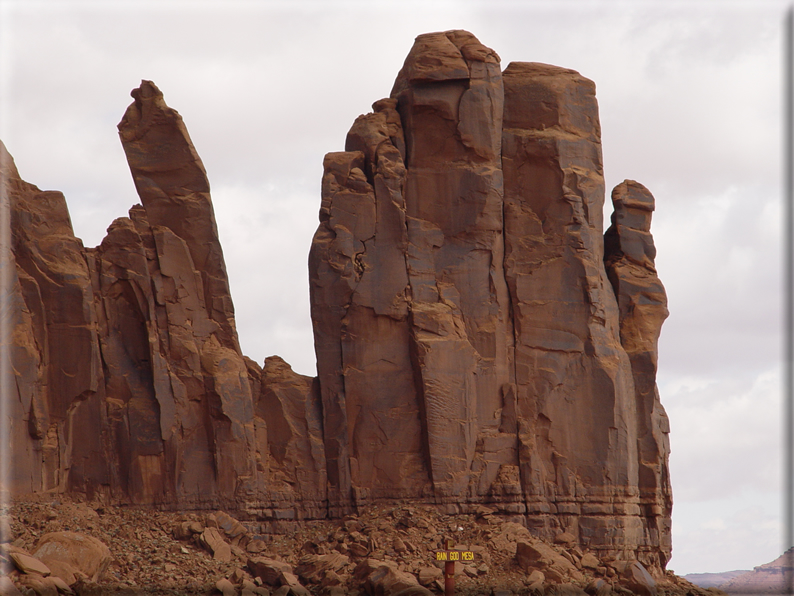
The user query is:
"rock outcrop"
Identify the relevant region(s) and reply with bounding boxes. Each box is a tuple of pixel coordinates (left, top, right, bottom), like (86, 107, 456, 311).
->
(309, 31, 671, 569)
(2, 82, 323, 511)
(1, 138, 103, 496)
(719, 548, 794, 594)
(4, 30, 672, 575)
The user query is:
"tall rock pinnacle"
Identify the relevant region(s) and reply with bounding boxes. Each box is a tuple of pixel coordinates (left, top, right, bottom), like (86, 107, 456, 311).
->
(309, 31, 671, 569)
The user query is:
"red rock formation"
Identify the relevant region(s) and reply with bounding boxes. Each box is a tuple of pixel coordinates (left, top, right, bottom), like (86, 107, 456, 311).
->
(501, 62, 652, 565)
(67, 79, 263, 506)
(1, 139, 103, 496)
(310, 30, 517, 516)
(604, 180, 672, 566)
(3, 83, 324, 512)
(4, 29, 672, 574)
(310, 31, 671, 568)
(255, 356, 326, 519)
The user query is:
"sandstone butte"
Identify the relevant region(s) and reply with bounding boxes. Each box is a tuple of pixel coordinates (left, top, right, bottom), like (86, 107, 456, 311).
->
(2, 31, 672, 574)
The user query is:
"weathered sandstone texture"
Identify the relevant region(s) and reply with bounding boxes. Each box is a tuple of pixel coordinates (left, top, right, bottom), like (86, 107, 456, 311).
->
(4, 29, 672, 575)
(309, 31, 671, 569)
(2, 82, 324, 512)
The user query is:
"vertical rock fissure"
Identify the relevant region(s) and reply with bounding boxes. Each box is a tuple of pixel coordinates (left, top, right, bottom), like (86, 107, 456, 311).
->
(499, 120, 526, 517)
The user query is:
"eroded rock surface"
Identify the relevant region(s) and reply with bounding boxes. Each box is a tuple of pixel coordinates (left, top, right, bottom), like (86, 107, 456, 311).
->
(309, 31, 671, 569)
(3, 82, 322, 511)
(1, 139, 102, 496)
(6, 30, 672, 576)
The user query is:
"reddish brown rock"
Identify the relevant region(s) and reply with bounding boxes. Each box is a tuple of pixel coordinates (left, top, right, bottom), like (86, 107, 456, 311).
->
(0, 576, 23, 596)
(501, 60, 648, 558)
(200, 527, 232, 562)
(1, 140, 103, 496)
(310, 29, 516, 515)
(620, 560, 658, 596)
(395, 31, 515, 503)
(7, 547, 51, 577)
(604, 180, 672, 568)
(101, 79, 259, 504)
(5, 81, 325, 511)
(294, 552, 349, 585)
(32, 532, 111, 583)
(216, 578, 236, 596)
(515, 540, 581, 582)
(5, 28, 673, 577)
(363, 562, 425, 596)
(248, 557, 294, 586)
(310, 31, 671, 569)
(256, 356, 326, 516)
(16, 575, 58, 596)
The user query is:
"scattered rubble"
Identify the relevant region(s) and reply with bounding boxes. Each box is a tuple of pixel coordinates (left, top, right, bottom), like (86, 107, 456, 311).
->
(1, 497, 721, 596)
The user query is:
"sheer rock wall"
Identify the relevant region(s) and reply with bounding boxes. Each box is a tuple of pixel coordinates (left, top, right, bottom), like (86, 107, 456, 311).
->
(3, 30, 672, 572)
(3, 82, 323, 515)
(309, 31, 671, 568)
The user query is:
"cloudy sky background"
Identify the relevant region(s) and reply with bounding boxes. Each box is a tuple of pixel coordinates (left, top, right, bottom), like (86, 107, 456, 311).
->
(1, 0, 788, 575)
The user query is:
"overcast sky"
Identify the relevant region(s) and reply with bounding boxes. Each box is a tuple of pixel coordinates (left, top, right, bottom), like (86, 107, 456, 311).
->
(1, 0, 788, 576)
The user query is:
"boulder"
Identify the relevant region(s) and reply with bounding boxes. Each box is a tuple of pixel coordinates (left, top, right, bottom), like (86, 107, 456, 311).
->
(417, 567, 442, 586)
(354, 558, 396, 582)
(515, 541, 581, 582)
(294, 553, 349, 584)
(33, 532, 111, 583)
(216, 578, 236, 596)
(0, 576, 23, 596)
(17, 574, 59, 596)
(248, 557, 294, 586)
(364, 563, 424, 596)
(620, 561, 657, 596)
(246, 540, 267, 554)
(214, 511, 249, 544)
(200, 527, 232, 562)
(7, 547, 51, 576)
(581, 553, 600, 570)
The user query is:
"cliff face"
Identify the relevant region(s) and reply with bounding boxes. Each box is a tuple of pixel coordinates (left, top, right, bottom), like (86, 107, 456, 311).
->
(2, 82, 324, 514)
(3, 30, 671, 572)
(309, 31, 671, 568)
(2, 139, 102, 496)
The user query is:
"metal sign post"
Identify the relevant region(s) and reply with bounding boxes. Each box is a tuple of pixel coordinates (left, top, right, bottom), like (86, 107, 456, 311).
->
(434, 539, 475, 596)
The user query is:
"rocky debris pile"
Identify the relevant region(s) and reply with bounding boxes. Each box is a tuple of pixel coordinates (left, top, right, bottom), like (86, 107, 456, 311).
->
(1, 498, 719, 596)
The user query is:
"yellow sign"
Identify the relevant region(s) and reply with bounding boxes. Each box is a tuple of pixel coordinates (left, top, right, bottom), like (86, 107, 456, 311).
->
(434, 550, 475, 561)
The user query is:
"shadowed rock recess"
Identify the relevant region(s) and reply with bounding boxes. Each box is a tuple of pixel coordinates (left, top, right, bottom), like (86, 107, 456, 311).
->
(3, 31, 671, 572)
